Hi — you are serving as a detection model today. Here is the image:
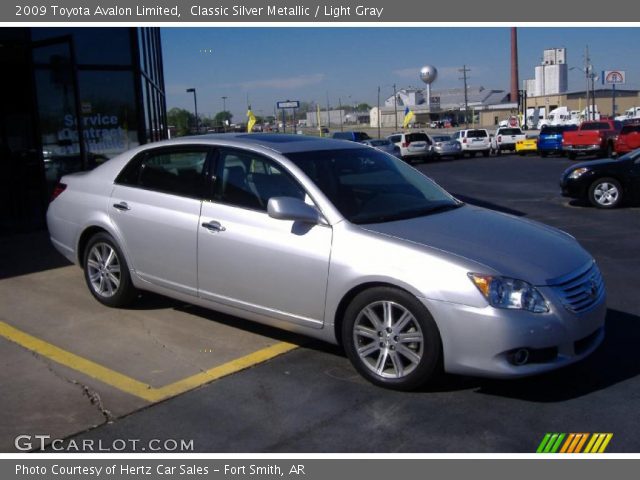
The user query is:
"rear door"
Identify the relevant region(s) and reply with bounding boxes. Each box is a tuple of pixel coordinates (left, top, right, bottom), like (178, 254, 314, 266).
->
(110, 146, 212, 296)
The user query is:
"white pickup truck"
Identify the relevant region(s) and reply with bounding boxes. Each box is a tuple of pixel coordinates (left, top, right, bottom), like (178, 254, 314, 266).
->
(491, 127, 526, 154)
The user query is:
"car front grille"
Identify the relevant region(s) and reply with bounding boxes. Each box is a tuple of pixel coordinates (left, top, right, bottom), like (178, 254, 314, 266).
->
(549, 261, 605, 314)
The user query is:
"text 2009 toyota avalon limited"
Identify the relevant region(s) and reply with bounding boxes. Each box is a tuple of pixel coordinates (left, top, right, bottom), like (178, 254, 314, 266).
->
(47, 134, 606, 390)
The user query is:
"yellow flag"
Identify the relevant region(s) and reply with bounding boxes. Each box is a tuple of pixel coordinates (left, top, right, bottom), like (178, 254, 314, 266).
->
(402, 107, 415, 129)
(247, 109, 256, 133)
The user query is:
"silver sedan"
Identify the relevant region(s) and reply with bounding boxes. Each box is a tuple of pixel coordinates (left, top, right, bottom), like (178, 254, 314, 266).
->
(47, 134, 606, 390)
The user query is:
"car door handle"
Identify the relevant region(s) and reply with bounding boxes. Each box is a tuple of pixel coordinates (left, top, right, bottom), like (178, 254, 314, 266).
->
(113, 202, 130, 211)
(201, 220, 226, 232)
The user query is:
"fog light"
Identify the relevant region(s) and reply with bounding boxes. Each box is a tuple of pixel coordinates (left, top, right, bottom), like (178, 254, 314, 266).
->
(511, 348, 530, 366)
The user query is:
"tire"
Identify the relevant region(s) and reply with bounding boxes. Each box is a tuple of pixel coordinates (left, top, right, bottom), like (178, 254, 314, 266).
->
(540, 151, 548, 158)
(482, 150, 490, 157)
(342, 287, 442, 391)
(518, 152, 525, 156)
(83, 232, 137, 307)
(588, 177, 623, 209)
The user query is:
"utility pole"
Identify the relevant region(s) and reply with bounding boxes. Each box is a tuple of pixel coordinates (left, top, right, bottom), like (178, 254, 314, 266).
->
(459, 65, 471, 128)
(393, 84, 398, 131)
(326, 92, 331, 129)
(377, 85, 381, 139)
(338, 97, 343, 132)
(585, 46, 591, 121)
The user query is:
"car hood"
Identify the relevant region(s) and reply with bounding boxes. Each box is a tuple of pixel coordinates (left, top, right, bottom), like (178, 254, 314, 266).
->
(361, 205, 591, 285)
(568, 157, 624, 171)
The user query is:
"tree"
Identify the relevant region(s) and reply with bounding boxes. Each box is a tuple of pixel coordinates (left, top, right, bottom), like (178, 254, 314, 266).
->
(356, 103, 372, 112)
(167, 107, 194, 137)
(213, 111, 233, 127)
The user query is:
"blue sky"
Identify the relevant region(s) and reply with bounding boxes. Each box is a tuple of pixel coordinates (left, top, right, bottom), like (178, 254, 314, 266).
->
(161, 27, 640, 120)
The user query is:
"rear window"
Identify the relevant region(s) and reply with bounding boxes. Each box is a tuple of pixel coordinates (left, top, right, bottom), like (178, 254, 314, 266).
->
(432, 135, 451, 142)
(541, 125, 578, 134)
(621, 125, 640, 134)
(499, 128, 522, 135)
(406, 133, 430, 143)
(580, 122, 611, 131)
(354, 132, 371, 141)
(332, 132, 351, 140)
(466, 130, 488, 138)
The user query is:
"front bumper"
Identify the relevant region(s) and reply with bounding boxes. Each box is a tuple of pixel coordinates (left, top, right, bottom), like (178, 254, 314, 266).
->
(422, 289, 606, 378)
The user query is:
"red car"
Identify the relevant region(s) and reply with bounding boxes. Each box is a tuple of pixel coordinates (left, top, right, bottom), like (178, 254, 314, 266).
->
(614, 123, 640, 155)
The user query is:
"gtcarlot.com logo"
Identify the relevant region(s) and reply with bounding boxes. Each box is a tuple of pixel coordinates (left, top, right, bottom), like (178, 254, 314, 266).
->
(536, 433, 613, 453)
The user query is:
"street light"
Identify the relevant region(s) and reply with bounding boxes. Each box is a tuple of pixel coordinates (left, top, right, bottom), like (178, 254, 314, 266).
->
(186, 88, 198, 134)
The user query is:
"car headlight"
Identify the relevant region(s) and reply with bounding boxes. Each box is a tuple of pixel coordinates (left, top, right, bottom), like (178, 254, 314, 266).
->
(468, 274, 549, 313)
(568, 167, 589, 179)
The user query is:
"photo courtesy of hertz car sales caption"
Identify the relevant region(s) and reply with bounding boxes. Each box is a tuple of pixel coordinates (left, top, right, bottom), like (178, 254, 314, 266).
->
(14, 464, 306, 476)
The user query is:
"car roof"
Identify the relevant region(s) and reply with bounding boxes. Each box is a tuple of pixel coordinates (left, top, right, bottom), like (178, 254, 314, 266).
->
(147, 133, 365, 154)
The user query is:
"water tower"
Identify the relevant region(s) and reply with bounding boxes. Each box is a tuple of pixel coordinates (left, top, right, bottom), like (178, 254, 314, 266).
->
(420, 65, 438, 109)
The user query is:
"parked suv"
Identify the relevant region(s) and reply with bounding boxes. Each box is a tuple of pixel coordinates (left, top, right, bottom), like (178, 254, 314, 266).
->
(452, 129, 491, 157)
(332, 131, 371, 142)
(387, 132, 432, 162)
(537, 124, 578, 157)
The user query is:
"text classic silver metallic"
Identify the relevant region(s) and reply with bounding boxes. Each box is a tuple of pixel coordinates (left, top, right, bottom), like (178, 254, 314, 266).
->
(47, 134, 606, 390)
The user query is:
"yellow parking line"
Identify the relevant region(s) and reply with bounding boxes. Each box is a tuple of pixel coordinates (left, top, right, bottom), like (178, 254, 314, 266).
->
(0, 321, 297, 403)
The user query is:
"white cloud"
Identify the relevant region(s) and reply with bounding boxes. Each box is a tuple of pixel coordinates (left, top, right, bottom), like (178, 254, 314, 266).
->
(218, 73, 326, 90)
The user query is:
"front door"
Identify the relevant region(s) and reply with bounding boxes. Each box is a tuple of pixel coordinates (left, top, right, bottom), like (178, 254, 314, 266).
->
(197, 147, 332, 328)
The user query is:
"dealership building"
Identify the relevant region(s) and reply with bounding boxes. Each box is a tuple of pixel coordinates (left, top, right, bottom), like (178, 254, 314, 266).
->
(0, 28, 167, 233)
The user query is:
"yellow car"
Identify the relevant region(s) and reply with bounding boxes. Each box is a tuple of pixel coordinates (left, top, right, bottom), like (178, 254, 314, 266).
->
(516, 137, 538, 155)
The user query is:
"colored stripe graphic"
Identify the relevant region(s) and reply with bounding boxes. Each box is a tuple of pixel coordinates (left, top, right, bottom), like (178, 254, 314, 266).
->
(537, 433, 613, 453)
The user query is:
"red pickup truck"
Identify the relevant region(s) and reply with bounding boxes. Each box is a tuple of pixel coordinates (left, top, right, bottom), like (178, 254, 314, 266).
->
(562, 120, 622, 159)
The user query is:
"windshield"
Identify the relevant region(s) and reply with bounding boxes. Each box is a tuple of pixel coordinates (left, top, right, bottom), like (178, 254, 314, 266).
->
(499, 128, 522, 135)
(581, 122, 611, 131)
(286, 148, 461, 224)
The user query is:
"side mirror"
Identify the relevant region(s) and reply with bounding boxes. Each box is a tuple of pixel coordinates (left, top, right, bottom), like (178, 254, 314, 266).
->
(267, 197, 322, 224)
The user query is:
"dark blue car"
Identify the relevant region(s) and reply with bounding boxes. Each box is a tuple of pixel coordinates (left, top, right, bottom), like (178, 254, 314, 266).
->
(537, 124, 578, 157)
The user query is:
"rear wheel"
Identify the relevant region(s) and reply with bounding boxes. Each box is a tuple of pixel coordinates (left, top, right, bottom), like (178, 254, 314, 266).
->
(540, 151, 548, 158)
(83, 232, 137, 307)
(482, 150, 490, 157)
(588, 177, 622, 209)
(342, 287, 442, 390)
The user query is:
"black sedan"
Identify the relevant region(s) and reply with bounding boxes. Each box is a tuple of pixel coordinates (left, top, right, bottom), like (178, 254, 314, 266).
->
(560, 149, 640, 208)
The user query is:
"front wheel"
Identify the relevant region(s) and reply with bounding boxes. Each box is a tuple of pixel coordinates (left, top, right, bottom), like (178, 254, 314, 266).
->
(83, 232, 138, 307)
(588, 177, 623, 209)
(342, 287, 442, 390)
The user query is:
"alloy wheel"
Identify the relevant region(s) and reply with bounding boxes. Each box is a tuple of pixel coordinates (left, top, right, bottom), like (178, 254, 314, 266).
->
(86, 242, 121, 297)
(353, 301, 424, 379)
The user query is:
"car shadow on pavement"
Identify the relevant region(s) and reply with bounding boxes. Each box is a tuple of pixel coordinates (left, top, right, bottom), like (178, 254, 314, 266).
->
(472, 308, 640, 402)
(0, 231, 72, 280)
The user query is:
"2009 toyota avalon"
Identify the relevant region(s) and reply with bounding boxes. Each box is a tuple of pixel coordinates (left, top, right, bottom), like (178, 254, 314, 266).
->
(47, 134, 606, 390)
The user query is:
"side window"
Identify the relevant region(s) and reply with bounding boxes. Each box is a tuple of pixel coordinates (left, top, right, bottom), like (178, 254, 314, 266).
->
(214, 149, 306, 211)
(117, 148, 209, 198)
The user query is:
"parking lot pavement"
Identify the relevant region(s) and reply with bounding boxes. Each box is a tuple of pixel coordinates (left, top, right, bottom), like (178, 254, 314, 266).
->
(0, 233, 300, 452)
(51, 153, 640, 453)
(3, 154, 640, 453)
